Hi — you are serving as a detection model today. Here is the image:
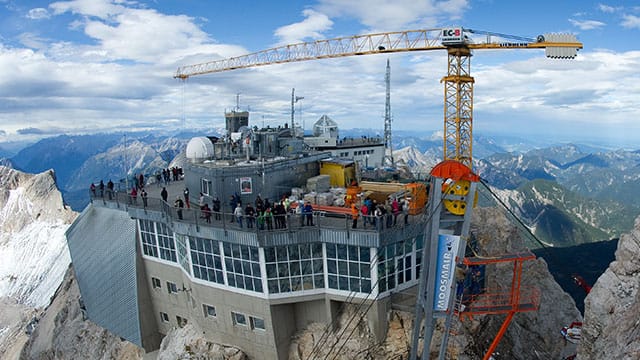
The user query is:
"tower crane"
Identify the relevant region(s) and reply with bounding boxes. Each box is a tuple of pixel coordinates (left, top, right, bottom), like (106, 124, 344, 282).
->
(175, 27, 581, 168)
(175, 27, 582, 360)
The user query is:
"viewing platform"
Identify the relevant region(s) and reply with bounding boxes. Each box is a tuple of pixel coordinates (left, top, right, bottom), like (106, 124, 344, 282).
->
(88, 179, 428, 248)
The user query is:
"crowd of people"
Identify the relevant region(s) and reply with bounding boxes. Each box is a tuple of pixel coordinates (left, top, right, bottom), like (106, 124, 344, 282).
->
(350, 197, 411, 230)
(93, 172, 414, 231)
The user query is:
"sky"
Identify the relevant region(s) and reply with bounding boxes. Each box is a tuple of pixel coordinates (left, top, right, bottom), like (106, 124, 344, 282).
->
(0, 0, 639, 150)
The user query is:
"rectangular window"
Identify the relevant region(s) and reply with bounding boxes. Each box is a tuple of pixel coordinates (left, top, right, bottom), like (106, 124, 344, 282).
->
(152, 277, 161, 289)
(203, 304, 216, 318)
(157, 223, 177, 263)
(232, 311, 247, 326)
(190, 237, 224, 285)
(326, 244, 370, 293)
(160, 312, 169, 323)
(201, 178, 211, 196)
(167, 281, 178, 294)
(264, 243, 324, 294)
(250, 316, 265, 331)
(139, 219, 158, 258)
(222, 242, 262, 293)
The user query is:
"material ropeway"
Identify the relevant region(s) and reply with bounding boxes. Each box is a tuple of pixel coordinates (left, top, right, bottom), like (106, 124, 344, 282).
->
(174, 27, 583, 360)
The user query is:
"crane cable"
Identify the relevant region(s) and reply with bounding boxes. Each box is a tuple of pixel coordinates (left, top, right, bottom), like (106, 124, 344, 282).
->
(478, 178, 552, 250)
(477, 177, 575, 283)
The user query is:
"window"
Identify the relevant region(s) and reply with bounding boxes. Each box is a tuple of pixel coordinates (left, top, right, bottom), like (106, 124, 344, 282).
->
(167, 281, 178, 294)
(152, 277, 161, 289)
(157, 223, 177, 263)
(160, 312, 169, 323)
(223, 242, 263, 293)
(377, 239, 416, 294)
(201, 178, 211, 196)
(232, 311, 247, 326)
(250, 316, 265, 331)
(265, 243, 324, 294)
(176, 315, 188, 328)
(190, 237, 224, 285)
(139, 219, 158, 258)
(203, 304, 216, 318)
(326, 244, 371, 293)
(176, 235, 191, 274)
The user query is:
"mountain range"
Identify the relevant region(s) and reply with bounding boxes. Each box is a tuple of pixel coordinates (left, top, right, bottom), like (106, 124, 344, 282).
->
(3, 130, 639, 248)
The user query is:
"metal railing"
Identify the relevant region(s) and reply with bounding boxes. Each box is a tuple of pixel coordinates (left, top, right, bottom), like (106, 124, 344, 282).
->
(90, 191, 427, 235)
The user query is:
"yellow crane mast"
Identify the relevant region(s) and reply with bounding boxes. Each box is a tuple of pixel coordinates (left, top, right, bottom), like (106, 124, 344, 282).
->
(174, 27, 582, 168)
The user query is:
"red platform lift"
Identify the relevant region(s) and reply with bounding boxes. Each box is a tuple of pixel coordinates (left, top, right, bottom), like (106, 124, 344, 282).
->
(459, 251, 541, 360)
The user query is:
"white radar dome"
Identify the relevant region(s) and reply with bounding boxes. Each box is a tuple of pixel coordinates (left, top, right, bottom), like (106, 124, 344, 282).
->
(186, 137, 214, 162)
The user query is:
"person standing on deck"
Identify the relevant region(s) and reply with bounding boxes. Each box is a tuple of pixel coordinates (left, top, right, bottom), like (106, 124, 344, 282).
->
(183, 188, 190, 208)
(351, 203, 359, 229)
(141, 189, 148, 208)
(174, 196, 184, 220)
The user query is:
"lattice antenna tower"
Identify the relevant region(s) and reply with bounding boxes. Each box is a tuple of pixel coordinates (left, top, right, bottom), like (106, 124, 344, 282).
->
(383, 59, 394, 166)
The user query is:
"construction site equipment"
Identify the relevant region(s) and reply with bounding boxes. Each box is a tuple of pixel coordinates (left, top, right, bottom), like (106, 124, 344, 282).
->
(319, 159, 357, 187)
(174, 27, 582, 360)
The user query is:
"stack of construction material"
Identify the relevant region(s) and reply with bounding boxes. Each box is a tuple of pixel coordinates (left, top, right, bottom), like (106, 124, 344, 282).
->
(316, 192, 334, 206)
(307, 175, 331, 193)
(291, 187, 304, 198)
(303, 192, 317, 204)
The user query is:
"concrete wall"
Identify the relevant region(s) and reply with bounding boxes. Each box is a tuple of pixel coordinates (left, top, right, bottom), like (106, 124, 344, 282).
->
(143, 259, 279, 359)
(184, 154, 330, 211)
(294, 299, 326, 330)
(271, 303, 298, 360)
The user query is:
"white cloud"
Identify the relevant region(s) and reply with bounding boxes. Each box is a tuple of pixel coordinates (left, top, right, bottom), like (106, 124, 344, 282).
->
(1, 0, 639, 147)
(621, 14, 640, 29)
(569, 18, 606, 30)
(26, 8, 51, 20)
(49, 0, 124, 19)
(274, 9, 333, 45)
(316, 0, 469, 31)
(598, 4, 620, 13)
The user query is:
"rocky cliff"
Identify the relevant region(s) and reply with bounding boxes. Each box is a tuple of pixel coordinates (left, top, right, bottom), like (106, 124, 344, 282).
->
(19, 266, 143, 360)
(577, 216, 640, 359)
(0, 166, 77, 360)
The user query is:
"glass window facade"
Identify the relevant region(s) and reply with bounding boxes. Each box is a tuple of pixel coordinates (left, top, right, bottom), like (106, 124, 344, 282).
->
(190, 237, 224, 285)
(326, 244, 371, 293)
(223, 243, 263, 293)
(176, 235, 191, 275)
(139, 219, 158, 258)
(264, 243, 324, 294)
(157, 223, 177, 262)
(377, 239, 416, 294)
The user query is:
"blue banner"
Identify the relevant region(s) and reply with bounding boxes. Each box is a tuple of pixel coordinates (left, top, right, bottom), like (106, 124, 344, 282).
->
(433, 233, 460, 311)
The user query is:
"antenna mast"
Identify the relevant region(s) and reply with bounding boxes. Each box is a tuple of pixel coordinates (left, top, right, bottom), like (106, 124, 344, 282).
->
(383, 59, 394, 166)
(291, 88, 304, 137)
